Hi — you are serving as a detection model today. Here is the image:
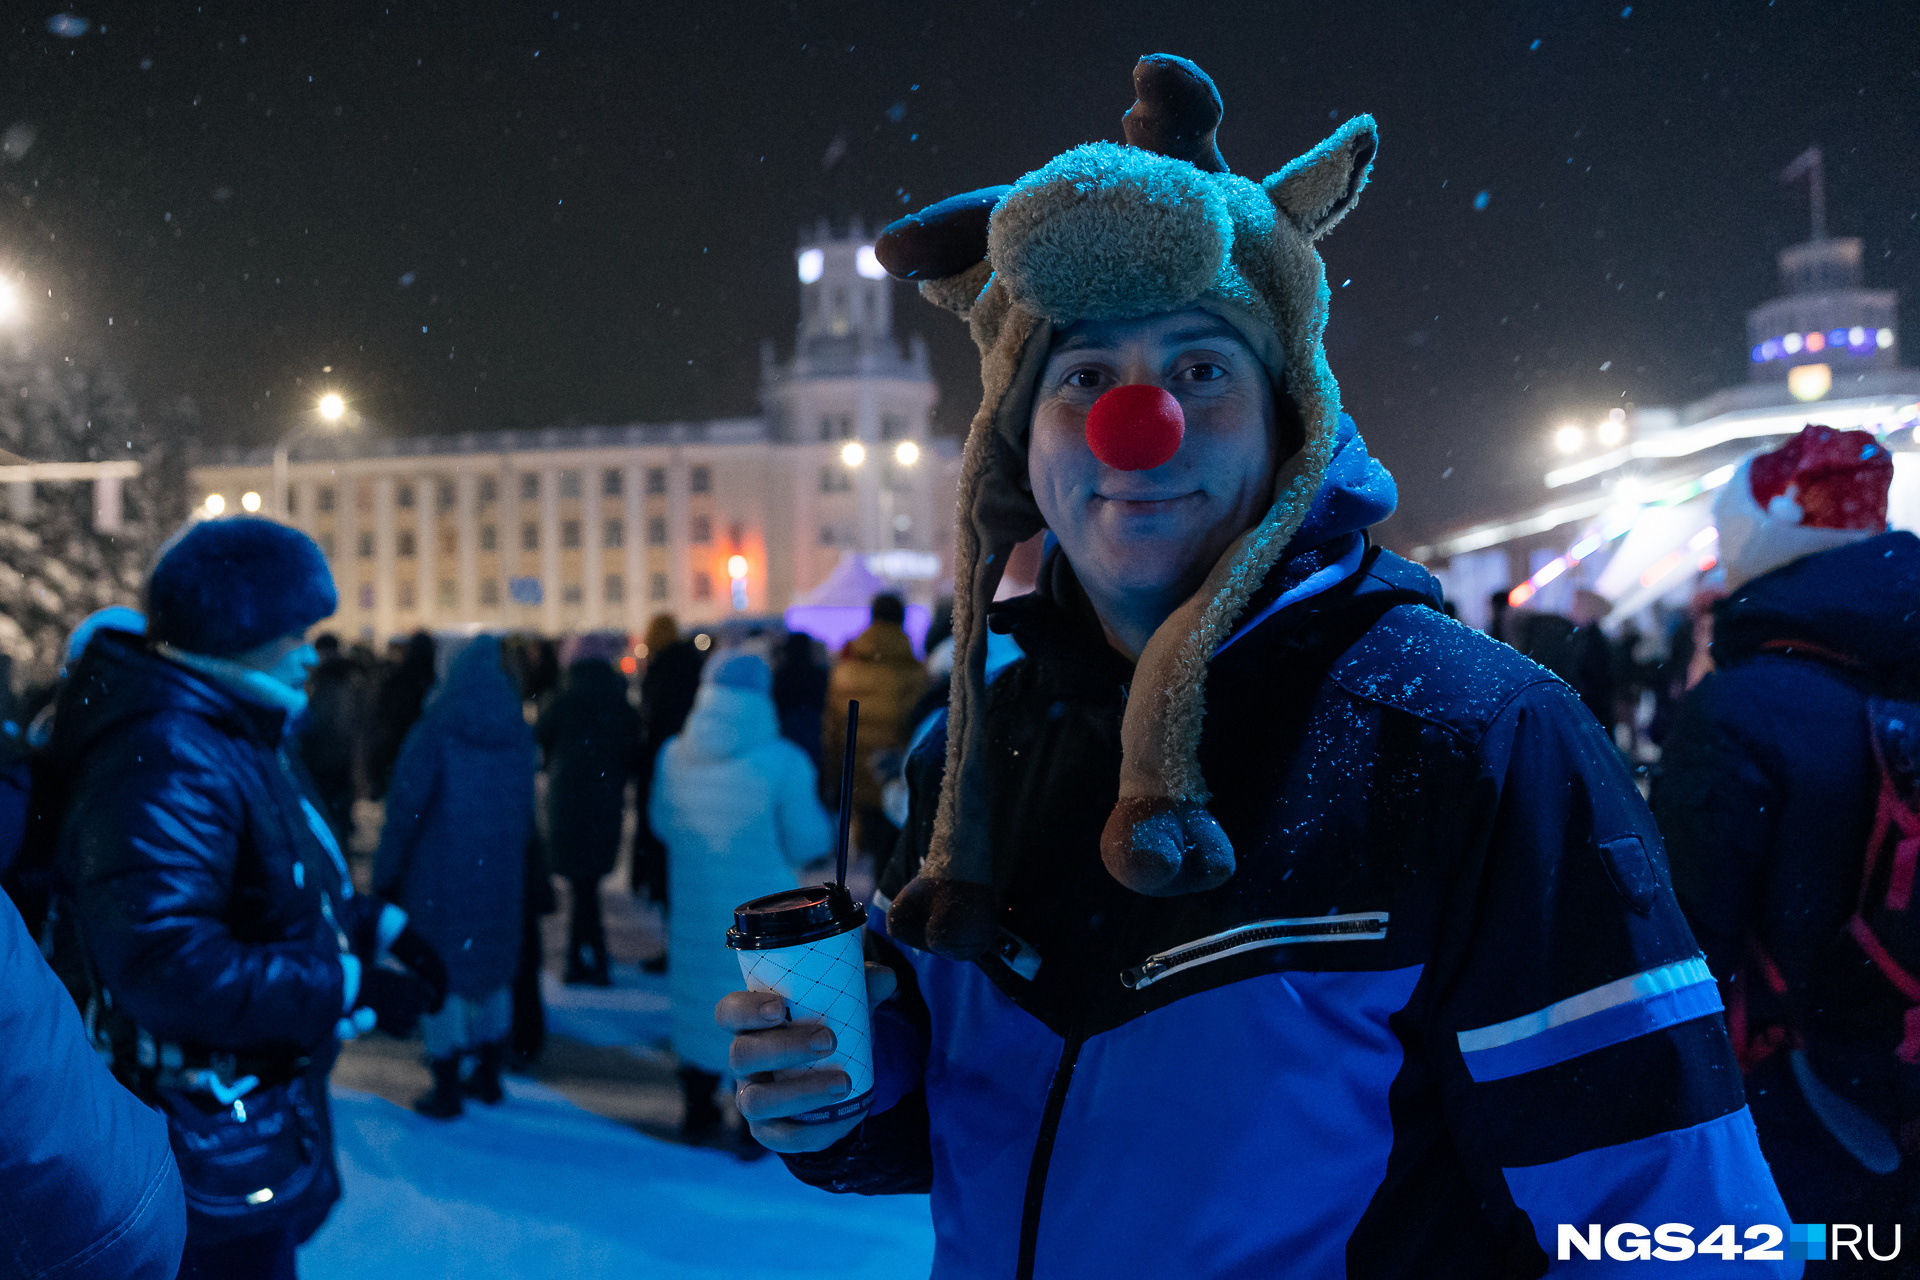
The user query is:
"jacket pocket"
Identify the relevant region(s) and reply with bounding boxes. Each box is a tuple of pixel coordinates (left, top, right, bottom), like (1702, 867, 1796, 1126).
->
(1121, 911, 1390, 990)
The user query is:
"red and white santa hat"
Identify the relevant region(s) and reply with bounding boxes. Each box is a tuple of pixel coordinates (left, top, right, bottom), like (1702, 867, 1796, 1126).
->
(1713, 423, 1893, 590)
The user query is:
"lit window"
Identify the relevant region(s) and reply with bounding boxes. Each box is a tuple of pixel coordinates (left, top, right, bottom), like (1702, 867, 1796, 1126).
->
(797, 248, 824, 283)
(1878, 328, 1895, 350)
(692, 571, 712, 600)
(480, 524, 497, 551)
(649, 572, 668, 600)
(605, 518, 624, 548)
(522, 522, 539, 551)
(561, 520, 581, 549)
(689, 466, 711, 494)
(856, 245, 887, 280)
(559, 470, 582, 498)
(690, 515, 712, 544)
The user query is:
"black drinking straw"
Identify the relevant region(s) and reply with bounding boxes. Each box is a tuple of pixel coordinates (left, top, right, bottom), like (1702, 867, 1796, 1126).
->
(834, 700, 859, 888)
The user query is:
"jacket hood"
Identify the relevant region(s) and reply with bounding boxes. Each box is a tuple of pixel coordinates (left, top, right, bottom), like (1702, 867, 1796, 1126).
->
(47, 629, 280, 770)
(1713, 530, 1920, 688)
(1291, 414, 1396, 552)
(680, 684, 780, 762)
(420, 636, 531, 749)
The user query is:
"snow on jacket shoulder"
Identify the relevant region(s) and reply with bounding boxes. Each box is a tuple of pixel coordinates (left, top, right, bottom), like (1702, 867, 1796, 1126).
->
(789, 549, 1794, 1279)
(0, 893, 185, 1279)
(653, 683, 834, 1075)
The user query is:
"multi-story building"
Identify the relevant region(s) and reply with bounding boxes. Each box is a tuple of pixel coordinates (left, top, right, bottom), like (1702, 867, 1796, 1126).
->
(190, 219, 956, 643)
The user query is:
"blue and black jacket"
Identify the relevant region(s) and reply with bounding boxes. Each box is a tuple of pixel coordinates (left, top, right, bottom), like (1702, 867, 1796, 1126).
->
(785, 428, 1795, 1278)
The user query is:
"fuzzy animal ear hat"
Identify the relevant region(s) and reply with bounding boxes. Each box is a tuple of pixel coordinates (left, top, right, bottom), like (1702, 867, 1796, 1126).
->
(875, 54, 1377, 960)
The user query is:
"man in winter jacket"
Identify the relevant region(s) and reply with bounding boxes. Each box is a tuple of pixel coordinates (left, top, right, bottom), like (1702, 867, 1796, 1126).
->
(719, 56, 1794, 1278)
(820, 593, 928, 871)
(1652, 425, 1920, 1237)
(52, 517, 447, 1279)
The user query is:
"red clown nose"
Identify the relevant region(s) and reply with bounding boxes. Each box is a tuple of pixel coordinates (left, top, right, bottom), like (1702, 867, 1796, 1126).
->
(1084, 384, 1186, 471)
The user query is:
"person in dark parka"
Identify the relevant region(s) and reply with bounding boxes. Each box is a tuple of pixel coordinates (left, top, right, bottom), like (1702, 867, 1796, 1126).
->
(376, 635, 537, 1118)
(771, 630, 829, 765)
(630, 614, 707, 913)
(0, 892, 186, 1279)
(53, 518, 446, 1280)
(536, 640, 640, 987)
(362, 629, 436, 801)
(297, 633, 362, 848)
(1653, 425, 1920, 1237)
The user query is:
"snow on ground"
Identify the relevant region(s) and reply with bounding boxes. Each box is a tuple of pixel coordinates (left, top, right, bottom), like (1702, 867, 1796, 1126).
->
(539, 961, 672, 1051)
(301, 1078, 933, 1280)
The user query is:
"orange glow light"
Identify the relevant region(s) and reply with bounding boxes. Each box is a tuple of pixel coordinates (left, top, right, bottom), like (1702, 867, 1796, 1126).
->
(619, 655, 638, 674)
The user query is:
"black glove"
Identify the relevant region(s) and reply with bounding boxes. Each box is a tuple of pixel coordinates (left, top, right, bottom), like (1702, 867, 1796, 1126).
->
(387, 925, 449, 1014)
(356, 966, 436, 1037)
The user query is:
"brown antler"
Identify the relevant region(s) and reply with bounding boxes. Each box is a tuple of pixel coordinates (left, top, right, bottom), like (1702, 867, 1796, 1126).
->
(1123, 54, 1228, 174)
(873, 185, 1011, 281)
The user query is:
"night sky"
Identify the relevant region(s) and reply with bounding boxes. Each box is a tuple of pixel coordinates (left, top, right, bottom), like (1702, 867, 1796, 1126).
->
(0, 2, 1913, 548)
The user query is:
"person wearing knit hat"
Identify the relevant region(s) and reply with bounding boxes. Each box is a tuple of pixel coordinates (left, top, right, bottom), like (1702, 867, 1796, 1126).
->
(720, 56, 1790, 1276)
(44, 516, 448, 1276)
(1654, 424, 1920, 1236)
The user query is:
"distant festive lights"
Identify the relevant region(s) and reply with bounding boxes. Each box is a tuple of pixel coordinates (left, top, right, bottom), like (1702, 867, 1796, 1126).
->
(1752, 327, 1892, 363)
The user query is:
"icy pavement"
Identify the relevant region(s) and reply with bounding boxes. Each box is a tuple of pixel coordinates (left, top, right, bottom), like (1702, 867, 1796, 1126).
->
(301, 1078, 934, 1279)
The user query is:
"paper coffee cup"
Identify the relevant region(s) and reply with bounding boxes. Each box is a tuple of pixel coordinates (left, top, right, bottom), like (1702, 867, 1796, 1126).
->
(726, 883, 874, 1124)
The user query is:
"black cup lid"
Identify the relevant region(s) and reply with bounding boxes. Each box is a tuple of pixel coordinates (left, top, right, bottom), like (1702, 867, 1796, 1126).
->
(727, 883, 867, 950)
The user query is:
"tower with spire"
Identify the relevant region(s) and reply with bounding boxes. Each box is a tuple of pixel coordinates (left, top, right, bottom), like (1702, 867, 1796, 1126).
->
(760, 215, 941, 599)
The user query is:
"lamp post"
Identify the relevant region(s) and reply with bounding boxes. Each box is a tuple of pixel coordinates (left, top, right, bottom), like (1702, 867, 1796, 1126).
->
(271, 392, 351, 518)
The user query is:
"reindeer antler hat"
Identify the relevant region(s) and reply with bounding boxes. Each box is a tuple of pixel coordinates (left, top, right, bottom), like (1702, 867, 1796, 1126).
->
(875, 54, 1377, 960)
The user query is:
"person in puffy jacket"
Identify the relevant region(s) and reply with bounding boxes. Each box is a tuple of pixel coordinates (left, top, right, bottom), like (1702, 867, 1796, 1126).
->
(1653, 425, 1920, 1238)
(651, 653, 832, 1147)
(53, 518, 446, 1280)
(0, 890, 185, 1279)
(376, 635, 537, 1119)
(820, 594, 927, 872)
(536, 637, 639, 987)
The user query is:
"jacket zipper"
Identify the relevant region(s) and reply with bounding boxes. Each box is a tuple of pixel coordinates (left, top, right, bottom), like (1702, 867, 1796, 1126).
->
(1120, 911, 1390, 990)
(1016, 1025, 1087, 1280)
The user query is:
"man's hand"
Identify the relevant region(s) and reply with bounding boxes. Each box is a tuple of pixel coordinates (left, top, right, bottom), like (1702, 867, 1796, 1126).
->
(716, 962, 897, 1153)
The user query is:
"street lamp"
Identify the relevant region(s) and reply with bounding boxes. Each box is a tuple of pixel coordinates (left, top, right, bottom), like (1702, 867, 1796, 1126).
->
(894, 440, 919, 466)
(271, 391, 354, 518)
(0, 275, 18, 325)
(1554, 424, 1585, 454)
(241, 491, 262, 512)
(204, 494, 226, 516)
(840, 441, 866, 468)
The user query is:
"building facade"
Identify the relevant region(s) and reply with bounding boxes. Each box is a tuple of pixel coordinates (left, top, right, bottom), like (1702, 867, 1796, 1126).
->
(190, 221, 956, 643)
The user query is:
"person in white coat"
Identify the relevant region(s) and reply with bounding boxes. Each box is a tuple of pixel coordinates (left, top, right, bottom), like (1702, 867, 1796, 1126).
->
(650, 652, 833, 1149)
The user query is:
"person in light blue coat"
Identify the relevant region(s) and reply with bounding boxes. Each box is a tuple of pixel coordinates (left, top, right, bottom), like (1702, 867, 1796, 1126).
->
(651, 652, 833, 1145)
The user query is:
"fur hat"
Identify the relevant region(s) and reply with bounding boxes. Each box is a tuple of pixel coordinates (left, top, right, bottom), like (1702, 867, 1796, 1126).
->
(1714, 424, 1893, 591)
(874, 54, 1378, 959)
(147, 517, 338, 657)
